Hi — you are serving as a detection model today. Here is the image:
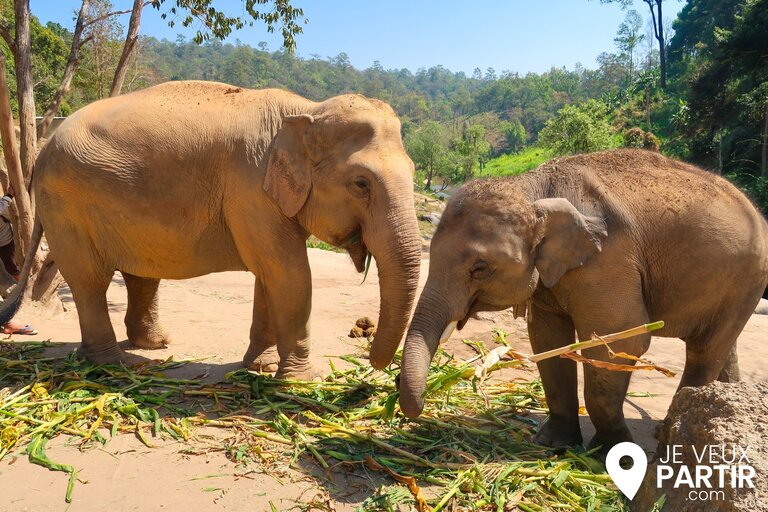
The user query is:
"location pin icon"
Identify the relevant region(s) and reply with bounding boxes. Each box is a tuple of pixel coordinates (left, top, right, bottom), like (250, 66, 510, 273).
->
(606, 442, 648, 500)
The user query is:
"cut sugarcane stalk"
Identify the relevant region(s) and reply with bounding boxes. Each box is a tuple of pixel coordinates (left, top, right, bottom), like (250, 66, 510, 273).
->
(527, 321, 665, 363)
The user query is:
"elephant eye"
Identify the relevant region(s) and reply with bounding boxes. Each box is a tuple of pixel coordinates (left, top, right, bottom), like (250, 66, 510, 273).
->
(348, 176, 371, 198)
(470, 260, 493, 280)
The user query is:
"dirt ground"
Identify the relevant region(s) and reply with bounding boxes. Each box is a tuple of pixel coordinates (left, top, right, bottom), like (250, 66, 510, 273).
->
(1, 248, 766, 511)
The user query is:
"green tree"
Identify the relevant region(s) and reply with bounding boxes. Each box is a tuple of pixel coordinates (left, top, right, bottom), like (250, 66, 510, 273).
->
(683, 0, 768, 179)
(668, 0, 742, 68)
(597, 0, 675, 89)
(406, 121, 452, 190)
(454, 123, 491, 181)
(614, 9, 645, 82)
(538, 99, 616, 155)
(499, 119, 526, 153)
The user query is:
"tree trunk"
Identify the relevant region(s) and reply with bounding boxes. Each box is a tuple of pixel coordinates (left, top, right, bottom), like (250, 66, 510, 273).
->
(36, 0, 90, 140)
(0, 52, 33, 255)
(717, 128, 723, 175)
(645, 89, 651, 130)
(645, 0, 667, 90)
(11, 0, 61, 311)
(109, 0, 144, 97)
(762, 108, 767, 178)
(14, 0, 36, 190)
(656, 1, 666, 90)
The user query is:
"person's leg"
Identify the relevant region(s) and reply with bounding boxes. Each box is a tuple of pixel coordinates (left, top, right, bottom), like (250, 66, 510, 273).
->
(0, 240, 20, 280)
(0, 239, 30, 334)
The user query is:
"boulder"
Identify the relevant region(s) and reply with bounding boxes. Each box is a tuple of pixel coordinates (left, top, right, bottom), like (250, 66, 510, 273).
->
(418, 213, 442, 225)
(634, 381, 768, 511)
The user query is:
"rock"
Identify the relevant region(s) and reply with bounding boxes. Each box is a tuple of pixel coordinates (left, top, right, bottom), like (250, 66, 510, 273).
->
(755, 299, 768, 315)
(418, 213, 442, 225)
(633, 381, 768, 511)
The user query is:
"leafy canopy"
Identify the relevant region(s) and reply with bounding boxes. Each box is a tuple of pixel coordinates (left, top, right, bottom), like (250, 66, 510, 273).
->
(153, 0, 306, 49)
(538, 99, 616, 155)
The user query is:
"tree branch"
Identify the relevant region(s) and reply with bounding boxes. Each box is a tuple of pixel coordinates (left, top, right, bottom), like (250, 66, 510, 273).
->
(0, 23, 16, 56)
(110, 0, 145, 97)
(643, 0, 661, 41)
(36, 0, 90, 139)
(82, 1, 154, 29)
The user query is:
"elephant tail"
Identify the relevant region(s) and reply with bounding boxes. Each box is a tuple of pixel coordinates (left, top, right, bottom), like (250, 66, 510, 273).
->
(0, 217, 44, 325)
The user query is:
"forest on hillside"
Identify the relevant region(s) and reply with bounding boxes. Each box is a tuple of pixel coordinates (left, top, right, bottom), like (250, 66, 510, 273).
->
(3, 0, 768, 212)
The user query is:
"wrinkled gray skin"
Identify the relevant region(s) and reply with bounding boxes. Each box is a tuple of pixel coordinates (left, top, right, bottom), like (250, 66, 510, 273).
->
(27, 81, 420, 377)
(400, 149, 768, 452)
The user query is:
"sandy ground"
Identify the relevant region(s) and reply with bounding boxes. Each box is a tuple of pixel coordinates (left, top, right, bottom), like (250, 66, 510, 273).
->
(1, 248, 766, 511)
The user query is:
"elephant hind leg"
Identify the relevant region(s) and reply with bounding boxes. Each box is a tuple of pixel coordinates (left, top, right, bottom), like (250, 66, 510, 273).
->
(680, 317, 748, 389)
(45, 224, 124, 364)
(123, 273, 171, 350)
(717, 342, 740, 383)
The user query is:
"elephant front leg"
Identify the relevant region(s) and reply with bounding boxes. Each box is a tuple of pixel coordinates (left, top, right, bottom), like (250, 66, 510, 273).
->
(575, 307, 651, 455)
(243, 279, 279, 373)
(528, 301, 583, 448)
(261, 256, 318, 381)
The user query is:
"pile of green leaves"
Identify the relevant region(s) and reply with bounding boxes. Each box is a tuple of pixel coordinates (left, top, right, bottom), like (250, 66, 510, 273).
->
(0, 341, 627, 511)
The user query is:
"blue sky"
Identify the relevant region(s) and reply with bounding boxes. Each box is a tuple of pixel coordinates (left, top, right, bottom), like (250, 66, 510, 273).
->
(33, 0, 684, 75)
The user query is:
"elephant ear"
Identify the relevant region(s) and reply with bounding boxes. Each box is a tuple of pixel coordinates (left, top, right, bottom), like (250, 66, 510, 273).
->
(533, 197, 608, 289)
(263, 114, 315, 217)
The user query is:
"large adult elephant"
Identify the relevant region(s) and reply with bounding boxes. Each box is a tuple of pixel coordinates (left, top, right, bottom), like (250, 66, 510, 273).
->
(398, 149, 768, 451)
(4, 81, 420, 378)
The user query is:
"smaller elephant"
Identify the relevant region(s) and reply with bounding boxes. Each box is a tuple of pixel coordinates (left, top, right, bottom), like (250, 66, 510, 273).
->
(399, 149, 768, 452)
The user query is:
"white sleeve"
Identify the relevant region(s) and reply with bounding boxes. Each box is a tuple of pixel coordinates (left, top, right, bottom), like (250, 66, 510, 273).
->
(0, 195, 12, 217)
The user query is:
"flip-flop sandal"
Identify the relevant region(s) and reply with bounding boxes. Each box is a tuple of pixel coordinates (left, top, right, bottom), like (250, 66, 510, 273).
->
(4, 324, 38, 335)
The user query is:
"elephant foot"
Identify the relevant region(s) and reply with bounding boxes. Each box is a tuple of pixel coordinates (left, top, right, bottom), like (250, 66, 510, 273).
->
(128, 327, 172, 350)
(275, 360, 323, 381)
(244, 345, 280, 373)
(77, 343, 128, 365)
(533, 414, 583, 448)
(587, 425, 634, 458)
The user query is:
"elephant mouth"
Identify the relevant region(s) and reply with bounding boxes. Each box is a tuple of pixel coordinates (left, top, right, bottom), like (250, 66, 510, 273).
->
(343, 228, 369, 273)
(457, 294, 479, 330)
(458, 294, 511, 330)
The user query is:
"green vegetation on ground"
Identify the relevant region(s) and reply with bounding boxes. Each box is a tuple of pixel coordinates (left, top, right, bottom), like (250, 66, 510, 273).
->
(1, 341, 628, 510)
(477, 147, 555, 178)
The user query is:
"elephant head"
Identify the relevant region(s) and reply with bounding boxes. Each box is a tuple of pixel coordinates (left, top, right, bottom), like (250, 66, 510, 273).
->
(398, 180, 607, 417)
(264, 95, 421, 369)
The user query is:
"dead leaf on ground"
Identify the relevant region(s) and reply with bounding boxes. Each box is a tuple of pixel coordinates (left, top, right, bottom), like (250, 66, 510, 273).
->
(364, 455, 431, 512)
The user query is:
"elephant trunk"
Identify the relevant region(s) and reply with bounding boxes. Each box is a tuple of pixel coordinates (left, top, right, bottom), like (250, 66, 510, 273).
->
(399, 287, 450, 418)
(367, 204, 422, 370)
